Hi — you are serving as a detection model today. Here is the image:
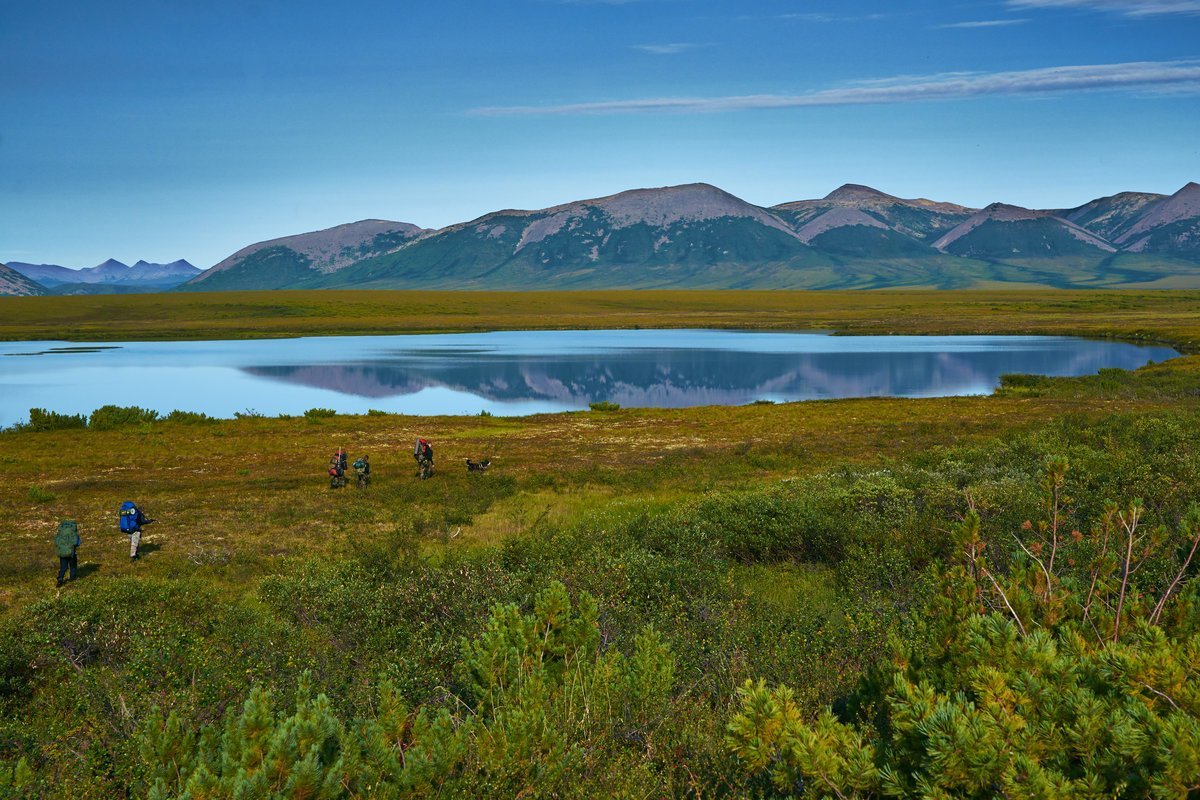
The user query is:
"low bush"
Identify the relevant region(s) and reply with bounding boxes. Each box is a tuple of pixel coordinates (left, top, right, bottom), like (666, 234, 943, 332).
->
(26, 486, 55, 504)
(729, 466, 1200, 799)
(25, 408, 86, 432)
(162, 410, 216, 424)
(88, 405, 159, 430)
(303, 407, 337, 419)
(588, 401, 620, 411)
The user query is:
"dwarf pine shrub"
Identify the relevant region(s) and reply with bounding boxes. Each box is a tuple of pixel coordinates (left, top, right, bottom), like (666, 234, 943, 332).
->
(728, 459, 1200, 798)
(25, 407, 86, 431)
(88, 405, 159, 430)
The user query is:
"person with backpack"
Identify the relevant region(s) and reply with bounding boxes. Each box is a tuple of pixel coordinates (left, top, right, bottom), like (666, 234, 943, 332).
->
(329, 448, 348, 489)
(119, 501, 153, 561)
(54, 520, 81, 587)
(353, 454, 371, 488)
(413, 438, 434, 479)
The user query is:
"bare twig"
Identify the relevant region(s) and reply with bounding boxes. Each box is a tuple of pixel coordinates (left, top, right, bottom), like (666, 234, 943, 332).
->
(1150, 523, 1200, 626)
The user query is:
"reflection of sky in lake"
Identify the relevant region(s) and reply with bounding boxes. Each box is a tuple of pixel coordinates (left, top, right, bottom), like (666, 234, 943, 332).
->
(0, 330, 1180, 425)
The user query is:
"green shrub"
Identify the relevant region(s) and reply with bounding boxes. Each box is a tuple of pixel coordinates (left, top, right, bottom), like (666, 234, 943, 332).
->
(88, 405, 159, 430)
(367, 409, 388, 416)
(139, 583, 680, 798)
(303, 407, 337, 419)
(478, 409, 493, 417)
(26, 408, 87, 432)
(588, 401, 620, 411)
(729, 464, 1200, 799)
(162, 410, 215, 424)
(26, 486, 56, 504)
(234, 408, 264, 419)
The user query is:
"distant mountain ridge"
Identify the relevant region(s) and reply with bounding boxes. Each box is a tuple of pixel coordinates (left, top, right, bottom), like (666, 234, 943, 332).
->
(7, 258, 201, 293)
(10, 181, 1199, 296)
(181, 180, 1200, 291)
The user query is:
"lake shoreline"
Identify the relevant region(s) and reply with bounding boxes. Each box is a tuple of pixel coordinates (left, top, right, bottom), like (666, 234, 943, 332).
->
(0, 330, 1179, 426)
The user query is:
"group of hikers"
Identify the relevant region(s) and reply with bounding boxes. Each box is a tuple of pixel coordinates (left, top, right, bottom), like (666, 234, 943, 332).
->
(53, 500, 152, 587)
(327, 448, 371, 489)
(52, 436, 489, 586)
(326, 438, 436, 488)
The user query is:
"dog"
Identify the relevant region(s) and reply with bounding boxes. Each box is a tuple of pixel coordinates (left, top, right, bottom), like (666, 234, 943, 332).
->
(465, 458, 491, 473)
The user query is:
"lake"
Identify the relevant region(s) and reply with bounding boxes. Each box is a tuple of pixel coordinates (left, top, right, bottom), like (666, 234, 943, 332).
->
(0, 330, 1179, 425)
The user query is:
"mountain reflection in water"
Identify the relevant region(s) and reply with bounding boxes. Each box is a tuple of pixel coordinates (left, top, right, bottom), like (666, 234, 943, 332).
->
(0, 330, 1179, 424)
(241, 332, 1172, 410)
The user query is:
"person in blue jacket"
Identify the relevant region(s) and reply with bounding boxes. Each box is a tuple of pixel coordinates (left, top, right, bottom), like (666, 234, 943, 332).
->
(119, 501, 153, 561)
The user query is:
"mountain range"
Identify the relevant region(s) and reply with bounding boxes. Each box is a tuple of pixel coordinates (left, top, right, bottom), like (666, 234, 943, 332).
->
(6, 182, 1199, 297)
(178, 181, 1200, 292)
(7, 259, 200, 294)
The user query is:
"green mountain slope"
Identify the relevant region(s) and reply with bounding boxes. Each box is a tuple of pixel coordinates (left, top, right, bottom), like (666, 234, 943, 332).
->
(772, 184, 974, 244)
(180, 220, 427, 292)
(1112, 182, 1200, 258)
(1058, 191, 1166, 240)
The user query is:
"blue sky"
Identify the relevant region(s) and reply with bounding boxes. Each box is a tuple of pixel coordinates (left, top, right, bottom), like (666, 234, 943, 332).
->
(2, 0, 1199, 268)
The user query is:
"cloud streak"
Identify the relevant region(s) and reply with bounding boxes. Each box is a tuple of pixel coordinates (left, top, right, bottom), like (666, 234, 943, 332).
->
(936, 18, 1031, 28)
(630, 42, 707, 55)
(470, 59, 1200, 116)
(739, 12, 891, 22)
(1007, 0, 1200, 15)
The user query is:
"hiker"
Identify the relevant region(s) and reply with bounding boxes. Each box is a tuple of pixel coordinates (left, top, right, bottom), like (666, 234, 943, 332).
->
(353, 454, 371, 488)
(119, 501, 153, 560)
(413, 437, 434, 479)
(329, 447, 348, 488)
(54, 520, 81, 587)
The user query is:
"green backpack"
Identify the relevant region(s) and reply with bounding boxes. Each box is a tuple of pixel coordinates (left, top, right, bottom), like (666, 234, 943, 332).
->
(54, 521, 80, 558)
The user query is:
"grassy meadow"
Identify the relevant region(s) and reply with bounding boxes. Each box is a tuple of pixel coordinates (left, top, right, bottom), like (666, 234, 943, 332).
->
(2, 290, 1200, 797)
(2, 288, 1200, 347)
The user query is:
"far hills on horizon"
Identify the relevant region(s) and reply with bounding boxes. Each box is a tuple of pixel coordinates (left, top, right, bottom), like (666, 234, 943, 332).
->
(2, 258, 200, 297)
(5, 181, 1200, 296)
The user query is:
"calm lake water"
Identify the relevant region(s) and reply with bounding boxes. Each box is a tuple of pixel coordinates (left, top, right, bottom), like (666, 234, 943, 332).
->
(0, 330, 1179, 425)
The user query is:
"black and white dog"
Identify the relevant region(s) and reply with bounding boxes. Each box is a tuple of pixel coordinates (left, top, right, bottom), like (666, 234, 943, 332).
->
(465, 458, 492, 473)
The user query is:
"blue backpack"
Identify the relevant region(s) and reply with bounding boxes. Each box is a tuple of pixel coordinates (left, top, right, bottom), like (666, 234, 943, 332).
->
(119, 501, 140, 533)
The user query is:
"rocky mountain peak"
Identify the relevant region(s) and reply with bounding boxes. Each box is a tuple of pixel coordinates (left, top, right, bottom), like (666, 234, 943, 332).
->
(824, 184, 895, 203)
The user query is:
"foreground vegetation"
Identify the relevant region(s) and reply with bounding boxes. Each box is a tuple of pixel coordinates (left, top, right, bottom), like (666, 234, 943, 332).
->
(2, 290, 1200, 796)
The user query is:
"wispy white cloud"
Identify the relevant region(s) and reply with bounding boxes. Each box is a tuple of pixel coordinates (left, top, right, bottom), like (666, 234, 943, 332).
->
(630, 42, 707, 55)
(936, 18, 1031, 28)
(739, 12, 891, 22)
(1007, 0, 1200, 16)
(470, 59, 1200, 115)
